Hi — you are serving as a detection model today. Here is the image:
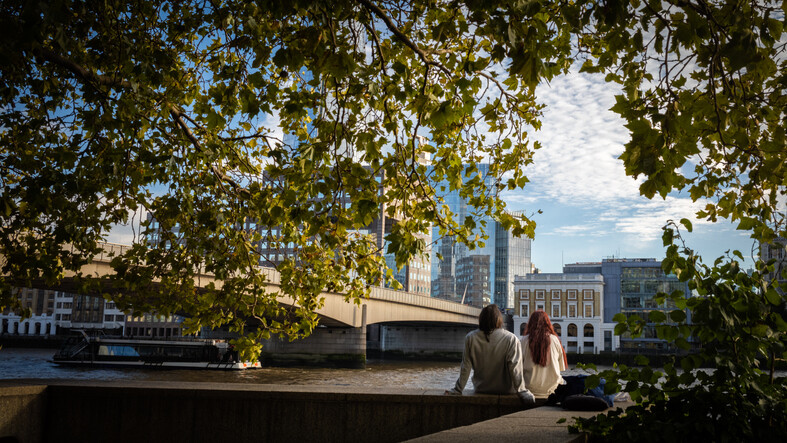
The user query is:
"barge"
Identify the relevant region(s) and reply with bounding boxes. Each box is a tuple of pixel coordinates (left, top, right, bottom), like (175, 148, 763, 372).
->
(52, 331, 261, 370)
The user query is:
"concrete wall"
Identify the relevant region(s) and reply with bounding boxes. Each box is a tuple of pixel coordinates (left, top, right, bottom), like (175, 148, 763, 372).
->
(0, 384, 47, 443)
(259, 326, 366, 367)
(380, 325, 474, 357)
(0, 381, 535, 443)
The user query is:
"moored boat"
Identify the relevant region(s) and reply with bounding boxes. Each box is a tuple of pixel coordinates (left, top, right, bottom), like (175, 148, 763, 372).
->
(52, 330, 261, 370)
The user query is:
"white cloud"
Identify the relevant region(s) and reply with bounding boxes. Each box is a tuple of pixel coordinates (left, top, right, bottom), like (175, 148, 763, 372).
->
(523, 71, 639, 206)
(547, 223, 610, 237)
(601, 196, 712, 241)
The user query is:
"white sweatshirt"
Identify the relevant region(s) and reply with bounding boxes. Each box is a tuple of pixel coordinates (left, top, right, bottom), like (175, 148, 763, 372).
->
(451, 328, 527, 395)
(521, 334, 566, 398)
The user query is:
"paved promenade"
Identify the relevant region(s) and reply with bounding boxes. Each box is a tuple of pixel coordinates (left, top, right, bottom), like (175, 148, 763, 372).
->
(409, 400, 634, 442)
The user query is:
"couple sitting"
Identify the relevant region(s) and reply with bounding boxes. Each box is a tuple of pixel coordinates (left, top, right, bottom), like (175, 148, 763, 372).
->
(446, 305, 566, 406)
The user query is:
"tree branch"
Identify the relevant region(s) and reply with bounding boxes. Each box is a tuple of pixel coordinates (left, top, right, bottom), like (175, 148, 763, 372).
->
(355, 0, 450, 74)
(33, 48, 133, 89)
(169, 107, 252, 198)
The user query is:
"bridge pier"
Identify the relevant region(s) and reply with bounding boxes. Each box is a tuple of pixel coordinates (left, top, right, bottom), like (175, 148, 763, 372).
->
(376, 325, 474, 360)
(259, 325, 367, 368)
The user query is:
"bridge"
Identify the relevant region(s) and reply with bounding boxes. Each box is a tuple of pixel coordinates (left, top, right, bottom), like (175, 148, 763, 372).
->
(4, 242, 481, 366)
(40, 242, 480, 327)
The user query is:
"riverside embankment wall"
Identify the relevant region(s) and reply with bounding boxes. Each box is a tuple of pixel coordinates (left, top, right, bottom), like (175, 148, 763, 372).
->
(0, 380, 536, 443)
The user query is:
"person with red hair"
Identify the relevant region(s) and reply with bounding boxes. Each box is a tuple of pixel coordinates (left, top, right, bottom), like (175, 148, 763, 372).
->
(521, 310, 568, 398)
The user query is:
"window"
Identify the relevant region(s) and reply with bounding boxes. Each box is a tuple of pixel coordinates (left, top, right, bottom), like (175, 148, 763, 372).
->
(535, 302, 545, 312)
(551, 290, 561, 300)
(567, 289, 577, 300)
(551, 302, 561, 318)
(584, 324, 594, 338)
(105, 315, 114, 322)
(568, 303, 577, 318)
(535, 290, 545, 300)
(520, 303, 530, 317)
(624, 296, 643, 308)
(583, 289, 594, 300)
(115, 315, 125, 321)
(568, 323, 578, 337)
(520, 289, 530, 300)
(554, 324, 562, 336)
(584, 302, 594, 317)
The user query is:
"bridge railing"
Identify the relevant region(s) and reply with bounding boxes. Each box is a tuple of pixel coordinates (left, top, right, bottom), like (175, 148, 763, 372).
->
(369, 286, 481, 316)
(92, 242, 133, 262)
(90, 242, 479, 316)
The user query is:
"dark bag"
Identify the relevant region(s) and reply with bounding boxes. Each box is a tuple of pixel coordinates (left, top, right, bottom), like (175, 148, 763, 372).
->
(545, 375, 615, 410)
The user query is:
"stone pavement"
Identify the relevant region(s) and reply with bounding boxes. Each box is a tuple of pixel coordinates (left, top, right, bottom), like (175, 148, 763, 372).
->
(407, 400, 634, 443)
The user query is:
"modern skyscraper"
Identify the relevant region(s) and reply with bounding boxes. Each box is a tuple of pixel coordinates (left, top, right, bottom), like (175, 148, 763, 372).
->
(495, 215, 532, 310)
(429, 164, 532, 309)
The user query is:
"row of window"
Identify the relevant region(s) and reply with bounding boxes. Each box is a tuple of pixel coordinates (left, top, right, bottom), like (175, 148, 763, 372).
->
(518, 289, 595, 300)
(520, 302, 594, 318)
(552, 322, 595, 338)
(54, 301, 119, 310)
(54, 314, 131, 322)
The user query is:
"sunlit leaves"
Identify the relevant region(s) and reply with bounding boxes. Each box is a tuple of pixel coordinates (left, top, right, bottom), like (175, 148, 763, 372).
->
(0, 0, 556, 357)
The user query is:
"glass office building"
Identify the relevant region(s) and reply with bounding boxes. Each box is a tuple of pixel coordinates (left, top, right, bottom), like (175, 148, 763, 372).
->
(600, 258, 689, 352)
(430, 164, 532, 309)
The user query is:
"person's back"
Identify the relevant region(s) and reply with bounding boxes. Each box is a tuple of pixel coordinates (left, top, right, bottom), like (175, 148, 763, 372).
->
(520, 310, 567, 398)
(447, 305, 535, 405)
(522, 333, 566, 397)
(463, 328, 521, 394)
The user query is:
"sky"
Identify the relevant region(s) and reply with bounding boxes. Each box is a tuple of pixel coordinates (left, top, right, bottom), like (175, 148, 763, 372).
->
(502, 71, 757, 273)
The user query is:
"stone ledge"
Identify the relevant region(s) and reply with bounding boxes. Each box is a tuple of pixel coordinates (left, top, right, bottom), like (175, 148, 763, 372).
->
(1, 380, 543, 443)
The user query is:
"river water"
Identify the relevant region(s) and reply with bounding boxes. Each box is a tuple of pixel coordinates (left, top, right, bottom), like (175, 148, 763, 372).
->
(0, 348, 471, 390)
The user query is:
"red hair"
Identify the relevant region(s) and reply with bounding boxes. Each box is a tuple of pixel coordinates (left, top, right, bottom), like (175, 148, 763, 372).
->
(525, 310, 567, 367)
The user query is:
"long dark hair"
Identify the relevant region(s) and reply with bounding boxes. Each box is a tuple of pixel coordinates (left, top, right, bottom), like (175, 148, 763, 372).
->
(526, 310, 568, 367)
(479, 304, 503, 341)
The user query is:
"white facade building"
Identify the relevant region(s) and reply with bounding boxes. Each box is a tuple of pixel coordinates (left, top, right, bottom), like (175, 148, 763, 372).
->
(513, 273, 619, 354)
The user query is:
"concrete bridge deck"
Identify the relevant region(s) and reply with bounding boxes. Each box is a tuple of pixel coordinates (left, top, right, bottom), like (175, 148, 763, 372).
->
(6, 242, 481, 327)
(1, 379, 631, 443)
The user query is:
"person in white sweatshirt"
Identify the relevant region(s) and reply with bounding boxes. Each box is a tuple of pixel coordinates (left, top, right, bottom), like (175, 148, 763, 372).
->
(520, 310, 568, 398)
(446, 304, 536, 405)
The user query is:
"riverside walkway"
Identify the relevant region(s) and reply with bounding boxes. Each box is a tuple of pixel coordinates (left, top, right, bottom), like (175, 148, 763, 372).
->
(1, 379, 631, 443)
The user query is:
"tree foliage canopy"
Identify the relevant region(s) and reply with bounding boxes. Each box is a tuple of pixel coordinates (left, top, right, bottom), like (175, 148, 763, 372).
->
(0, 0, 554, 354)
(1, 1, 786, 436)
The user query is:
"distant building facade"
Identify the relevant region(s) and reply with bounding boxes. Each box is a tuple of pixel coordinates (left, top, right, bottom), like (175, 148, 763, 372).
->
(1, 287, 56, 336)
(146, 166, 432, 296)
(124, 313, 184, 338)
(599, 258, 690, 353)
(430, 164, 532, 309)
(1, 288, 126, 336)
(513, 273, 618, 354)
(761, 236, 786, 294)
(495, 220, 533, 310)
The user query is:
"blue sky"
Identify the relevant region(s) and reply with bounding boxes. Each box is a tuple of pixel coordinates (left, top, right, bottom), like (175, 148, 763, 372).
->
(502, 71, 757, 273)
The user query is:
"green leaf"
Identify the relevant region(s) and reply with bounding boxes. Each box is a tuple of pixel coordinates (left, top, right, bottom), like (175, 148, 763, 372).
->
(648, 310, 667, 323)
(669, 309, 686, 322)
(764, 288, 782, 306)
